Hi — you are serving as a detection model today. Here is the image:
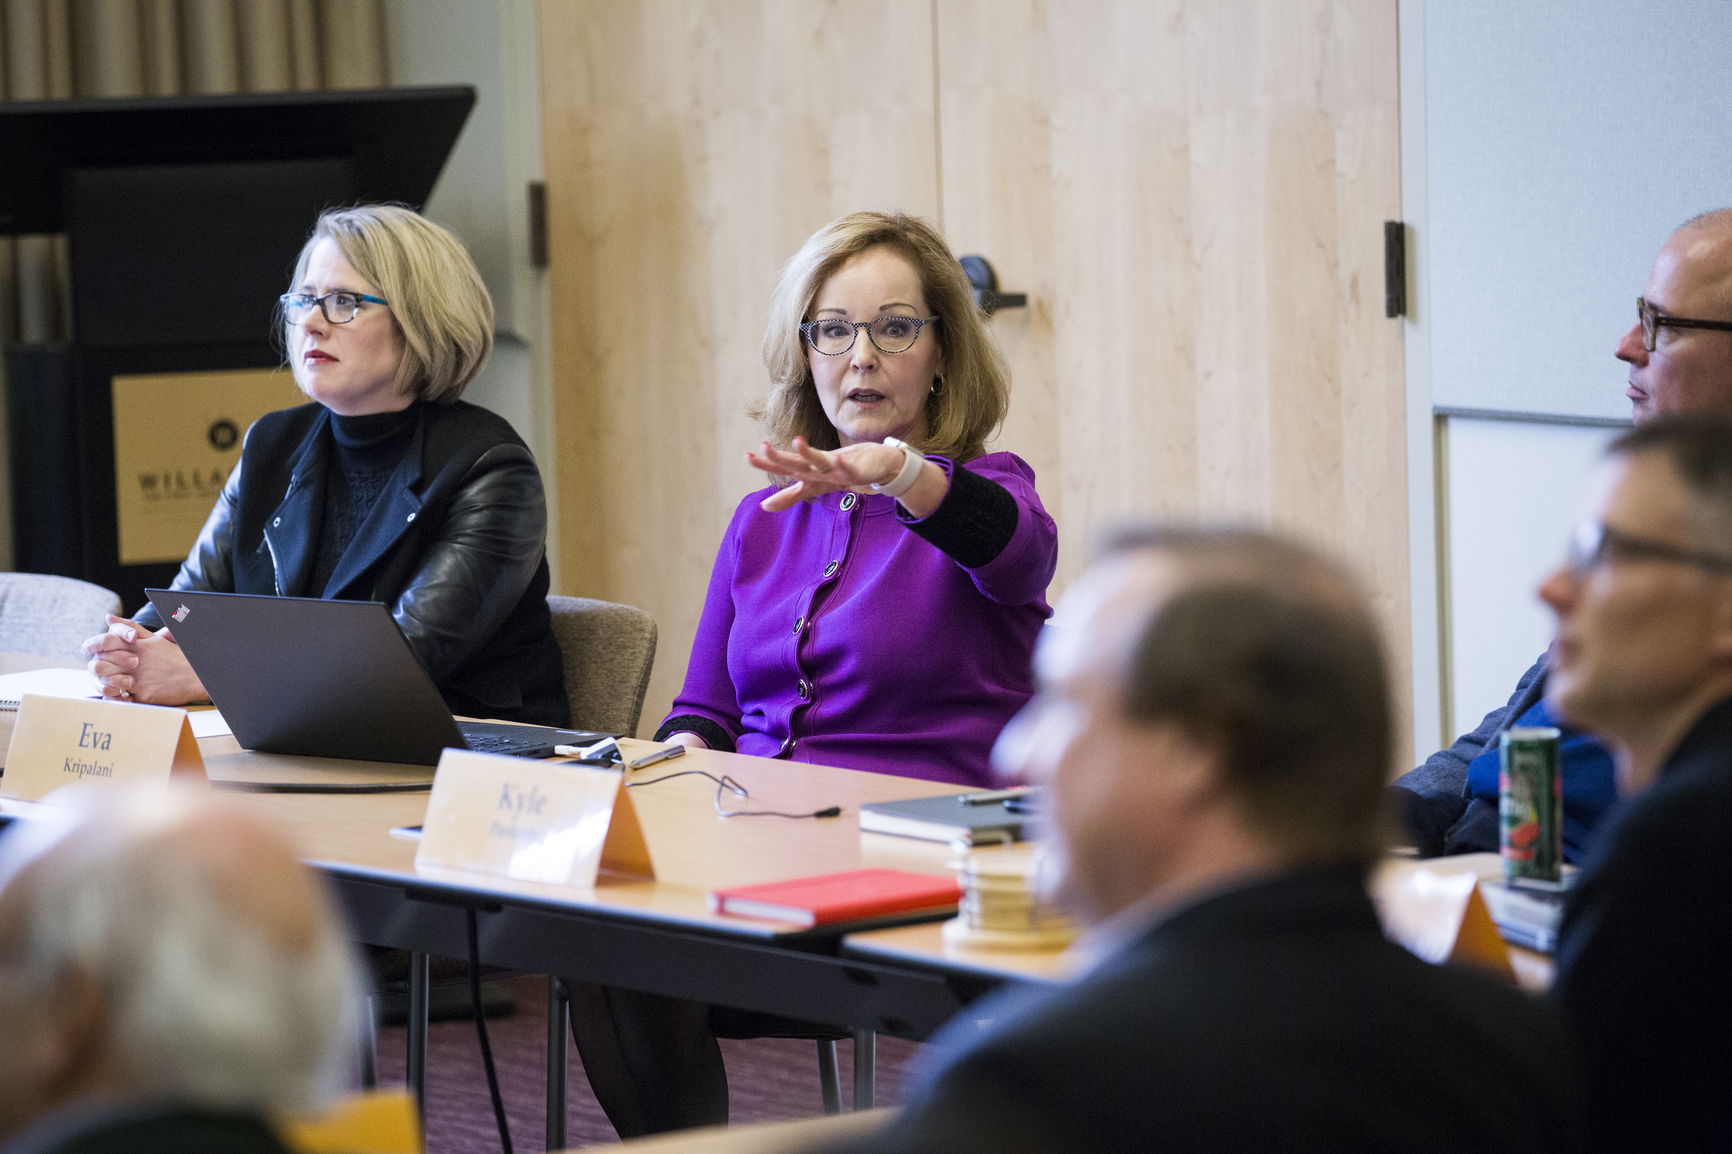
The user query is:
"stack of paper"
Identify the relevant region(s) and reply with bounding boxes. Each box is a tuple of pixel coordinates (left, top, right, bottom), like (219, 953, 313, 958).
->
(0, 667, 104, 711)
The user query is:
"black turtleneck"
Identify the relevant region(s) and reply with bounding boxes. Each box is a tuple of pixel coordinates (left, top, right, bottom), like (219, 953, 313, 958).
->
(309, 404, 420, 596)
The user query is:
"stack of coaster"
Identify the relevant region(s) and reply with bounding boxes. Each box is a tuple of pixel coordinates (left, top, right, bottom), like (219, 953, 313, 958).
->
(942, 844, 1077, 950)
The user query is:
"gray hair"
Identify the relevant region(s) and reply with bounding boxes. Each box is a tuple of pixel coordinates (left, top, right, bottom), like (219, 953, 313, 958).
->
(0, 793, 363, 1113)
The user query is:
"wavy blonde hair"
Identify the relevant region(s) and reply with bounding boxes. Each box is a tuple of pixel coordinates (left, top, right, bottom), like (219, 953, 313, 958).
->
(757, 211, 1009, 461)
(287, 204, 494, 404)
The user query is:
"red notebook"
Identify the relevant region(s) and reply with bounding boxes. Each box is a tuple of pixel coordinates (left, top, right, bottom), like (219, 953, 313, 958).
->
(709, 868, 962, 927)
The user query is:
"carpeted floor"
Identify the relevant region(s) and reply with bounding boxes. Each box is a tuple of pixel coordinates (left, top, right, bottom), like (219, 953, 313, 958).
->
(374, 976, 922, 1152)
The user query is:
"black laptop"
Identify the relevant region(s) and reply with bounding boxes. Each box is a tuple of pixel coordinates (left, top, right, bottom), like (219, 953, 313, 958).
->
(146, 589, 610, 766)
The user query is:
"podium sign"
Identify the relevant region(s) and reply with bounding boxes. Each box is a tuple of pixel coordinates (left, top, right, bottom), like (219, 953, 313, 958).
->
(112, 368, 304, 564)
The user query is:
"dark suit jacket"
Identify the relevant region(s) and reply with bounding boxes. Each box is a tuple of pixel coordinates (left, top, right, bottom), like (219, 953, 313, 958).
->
(1391, 651, 1549, 856)
(1552, 695, 1732, 1153)
(3, 1105, 292, 1154)
(836, 869, 1582, 1154)
(136, 400, 567, 725)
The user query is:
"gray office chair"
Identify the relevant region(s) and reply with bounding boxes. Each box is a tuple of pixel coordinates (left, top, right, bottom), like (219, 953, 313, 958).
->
(543, 595, 660, 1141)
(391, 596, 664, 1139)
(0, 572, 121, 658)
(544, 594, 658, 736)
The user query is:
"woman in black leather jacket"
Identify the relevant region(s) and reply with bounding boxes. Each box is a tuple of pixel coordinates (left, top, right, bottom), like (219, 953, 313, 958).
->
(81, 205, 567, 726)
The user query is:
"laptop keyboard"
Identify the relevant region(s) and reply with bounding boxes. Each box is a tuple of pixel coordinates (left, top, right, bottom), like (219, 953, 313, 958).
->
(455, 721, 612, 759)
(461, 731, 555, 757)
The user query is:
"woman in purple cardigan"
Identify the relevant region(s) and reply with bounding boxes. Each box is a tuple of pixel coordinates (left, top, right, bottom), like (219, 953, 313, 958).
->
(654, 210, 1057, 788)
(571, 212, 1057, 1137)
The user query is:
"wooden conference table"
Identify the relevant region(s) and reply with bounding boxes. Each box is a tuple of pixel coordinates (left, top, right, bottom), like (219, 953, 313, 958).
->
(196, 739, 1062, 1025)
(0, 662, 1072, 1148)
(1, 657, 1540, 1146)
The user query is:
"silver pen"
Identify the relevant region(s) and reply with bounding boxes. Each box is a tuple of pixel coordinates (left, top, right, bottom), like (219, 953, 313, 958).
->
(957, 786, 1033, 806)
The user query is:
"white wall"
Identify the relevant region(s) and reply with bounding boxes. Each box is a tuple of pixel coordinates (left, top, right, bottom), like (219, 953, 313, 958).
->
(1440, 417, 1613, 735)
(385, 0, 557, 565)
(1399, 0, 1438, 760)
(1422, 0, 1732, 422)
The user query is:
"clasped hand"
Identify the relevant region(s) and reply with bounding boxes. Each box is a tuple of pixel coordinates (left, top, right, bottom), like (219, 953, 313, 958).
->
(80, 614, 207, 705)
(747, 437, 905, 513)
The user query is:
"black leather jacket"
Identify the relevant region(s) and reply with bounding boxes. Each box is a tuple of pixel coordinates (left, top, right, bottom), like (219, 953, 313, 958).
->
(136, 400, 568, 726)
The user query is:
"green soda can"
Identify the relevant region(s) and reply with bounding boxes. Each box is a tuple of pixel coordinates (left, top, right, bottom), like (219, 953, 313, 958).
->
(1499, 726, 1562, 883)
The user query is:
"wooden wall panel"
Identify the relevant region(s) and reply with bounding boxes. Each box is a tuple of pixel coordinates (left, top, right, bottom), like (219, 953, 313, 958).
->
(935, 0, 1410, 702)
(539, 1, 940, 730)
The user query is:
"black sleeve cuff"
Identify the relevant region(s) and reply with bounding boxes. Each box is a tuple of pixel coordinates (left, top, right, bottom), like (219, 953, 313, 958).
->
(1388, 784, 1459, 858)
(653, 714, 736, 753)
(901, 462, 1018, 568)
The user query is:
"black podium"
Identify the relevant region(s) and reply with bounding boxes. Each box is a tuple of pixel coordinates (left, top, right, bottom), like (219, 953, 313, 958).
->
(1, 86, 474, 609)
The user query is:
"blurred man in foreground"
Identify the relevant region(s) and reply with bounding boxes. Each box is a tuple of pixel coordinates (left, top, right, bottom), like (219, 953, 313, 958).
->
(1537, 415, 1732, 1152)
(0, 789, 364, 1154)
(831, 526, 1581, 1153)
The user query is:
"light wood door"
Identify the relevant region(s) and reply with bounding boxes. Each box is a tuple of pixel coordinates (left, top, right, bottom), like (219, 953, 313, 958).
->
(539, 0, 1406, 739)
(936, 0, 1408, 693)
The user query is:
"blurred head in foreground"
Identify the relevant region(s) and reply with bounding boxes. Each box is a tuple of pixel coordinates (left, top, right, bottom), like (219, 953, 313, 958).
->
(0, 787, 364, 1144)
(995, 525, 1394, 923)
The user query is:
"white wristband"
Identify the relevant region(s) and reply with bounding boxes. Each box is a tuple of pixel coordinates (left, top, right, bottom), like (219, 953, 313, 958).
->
(870, 437, 926, 499)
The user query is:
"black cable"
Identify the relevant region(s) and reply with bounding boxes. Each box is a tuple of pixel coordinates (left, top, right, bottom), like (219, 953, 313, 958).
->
(628, 768, 745, 796)
(723, 802, 844, 819)
(626, 768, 842, 819)
(466, 909, 513, 1154)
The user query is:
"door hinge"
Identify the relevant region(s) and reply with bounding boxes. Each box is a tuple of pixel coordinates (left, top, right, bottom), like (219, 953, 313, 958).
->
(529, 181, 548, 270)
(1384, 220, 1406, 318)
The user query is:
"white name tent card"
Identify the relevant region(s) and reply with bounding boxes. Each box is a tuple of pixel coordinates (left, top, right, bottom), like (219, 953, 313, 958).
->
(187, 708, 233, 739)
(415, 749, 654, 887)
(1374, 857, 1514, 981)
(1, 694, 208, 802)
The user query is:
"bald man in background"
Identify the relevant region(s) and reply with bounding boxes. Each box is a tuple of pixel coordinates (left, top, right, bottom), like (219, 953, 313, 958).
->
(1396, 208, 1732, 860)
(0, 790, 364, 1154)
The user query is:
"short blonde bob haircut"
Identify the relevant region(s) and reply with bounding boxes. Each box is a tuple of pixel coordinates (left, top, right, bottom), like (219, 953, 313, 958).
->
(286, 204, 493, 405)
(758, 211, 1010, 461)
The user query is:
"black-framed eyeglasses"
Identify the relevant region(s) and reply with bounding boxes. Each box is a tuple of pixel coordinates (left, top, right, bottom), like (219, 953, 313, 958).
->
(1565, 520, 1732, 580)
(1636, 296, 1732, 352)
(279, 290, 390, 326)
(799, 315, 940, 356)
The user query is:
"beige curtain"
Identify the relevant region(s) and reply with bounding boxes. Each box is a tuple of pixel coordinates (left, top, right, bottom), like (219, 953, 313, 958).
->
(0, 0, 388, 346)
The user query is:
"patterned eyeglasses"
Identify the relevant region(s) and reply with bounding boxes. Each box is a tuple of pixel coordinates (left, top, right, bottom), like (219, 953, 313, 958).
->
(800, 315, 940, 356)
